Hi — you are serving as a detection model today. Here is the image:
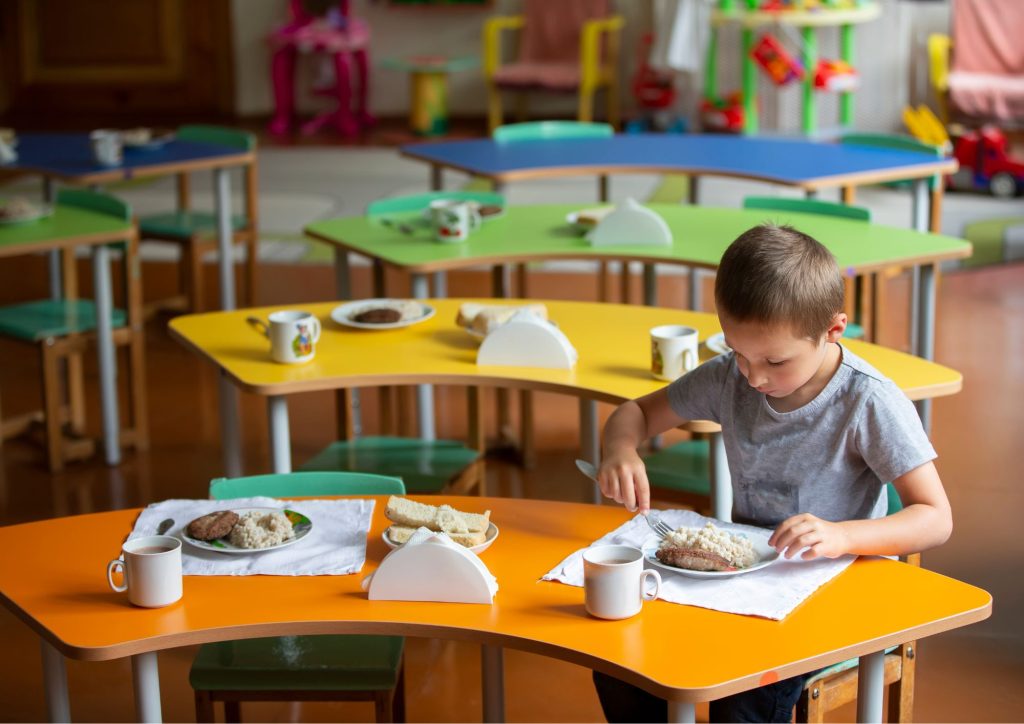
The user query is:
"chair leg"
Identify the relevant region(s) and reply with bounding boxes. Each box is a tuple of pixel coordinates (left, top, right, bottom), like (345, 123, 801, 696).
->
(606, 82, 620, 128)
(598, 262, 611, 302)
(888, 642, 916, 723)
(518, 390, 535, 470)
(185, 238, 206, 313)
(514, 92, 529, 123)
(578, 86, 594, 122)
(393, 657, 407, 722)
(487, 84, 503, 134)
(194, 691, 214, 723)
(374, 690, 394, 723)
(66, 351, 87, 436)
(224, 700, 242, 723)
(41, 341, 64, 473)
(244, 234, 259, 307)
(128, 328, 150, 451)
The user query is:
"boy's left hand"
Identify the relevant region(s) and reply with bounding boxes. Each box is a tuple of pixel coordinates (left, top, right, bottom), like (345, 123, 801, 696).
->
(769, 513, 850, 560)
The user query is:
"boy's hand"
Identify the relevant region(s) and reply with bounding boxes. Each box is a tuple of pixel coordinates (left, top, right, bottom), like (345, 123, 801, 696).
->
(769, 513, 851, 560)
(598, 452, 651, 514)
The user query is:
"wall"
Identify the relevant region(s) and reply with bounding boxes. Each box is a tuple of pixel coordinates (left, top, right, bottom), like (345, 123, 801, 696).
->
(230, 0, 950, 133)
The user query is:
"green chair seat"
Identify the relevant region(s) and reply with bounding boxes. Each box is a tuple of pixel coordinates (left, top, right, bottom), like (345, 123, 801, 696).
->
(366, 190, 505, 217)
(803, 645, 900, 688)
(643, 439, 711, 498)
(843, 322, 865, 340)
(300, 436, 481, 494)
(493, 121, 614, 142)
(191, 634, 403, 692)
(0, 300, 126, 342)
(139, 211, 248, 240)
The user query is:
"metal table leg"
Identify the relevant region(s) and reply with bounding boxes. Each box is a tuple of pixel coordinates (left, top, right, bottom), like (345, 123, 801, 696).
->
(41, 640, 70, 723)
(689, 268, 701, 311)
(219, 373, 242, 478)
(710, 432, 731, 522)
(132, 652, 162, 723)
(909, 179, 929, 355)
(668, 701, 696, 723)
(213, 167, 236, 311)
(43, 179, 62, 301)
(333, 247, 351, 300)
(914, 262, 936, 430)
(481, 645, 505, 723)
(856, 650, 885, 723)
(410, 273, 436, 441)
(268, 396, 292, 474)
(92, 244, 120, 465)
(643, 263, 657, 306)
(579, 399, 601, 504)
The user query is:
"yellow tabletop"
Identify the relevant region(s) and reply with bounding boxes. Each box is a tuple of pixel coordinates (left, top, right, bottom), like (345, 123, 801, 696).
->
(169, 299, 962, 409)
(0, 496, 991, 703)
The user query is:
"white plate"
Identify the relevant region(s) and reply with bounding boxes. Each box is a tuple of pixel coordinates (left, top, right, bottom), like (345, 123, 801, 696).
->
(382, 522, 499, 555)
(641, 530, 779, 579)
(705, 332, 732, 356)
(330, 299, 436, 330)
(181, 507, 312, 555)
(0, 203, 52, 225)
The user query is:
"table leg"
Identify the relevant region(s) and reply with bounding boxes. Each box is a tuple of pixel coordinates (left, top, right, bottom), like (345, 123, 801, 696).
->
(132, 652, 162, 723)
(598, 174, 609, 203)
(41, 640, 70, 723)
(432, 271, 447, 297)
(688, 268, 701, 312)
(333, 247, 351, 300)
(42, 179, 62, 301)
(410, 274, 436, 441)
(430, 164, 443, 191)
(268, 396, 292, 474)
(213, 167, 236, 311)
(914, 262, 936, 430)
(92, 244, 121, 465)
(856, 650, 885, 723)
(579, 399, 601, 504)
(710, 432, 731, 522)
(481, 645, 505, 723)
(219, 373, 242, 477)
(643, 264, 657, 306)
(909, 179, 929, 356)
(668, 701, 696, 723)
(804, 188, 819, 199)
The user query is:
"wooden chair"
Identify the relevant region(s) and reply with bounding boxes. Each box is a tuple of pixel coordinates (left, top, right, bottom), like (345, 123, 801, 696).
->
(138, 125, 258, 313)
(483, 0, 624, 133)
(190, 471, 408, 723)
(796, 485, 919, 723)
(0, 189, 148, 471)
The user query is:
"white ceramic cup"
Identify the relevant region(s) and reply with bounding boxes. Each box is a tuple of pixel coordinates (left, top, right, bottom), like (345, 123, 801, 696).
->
(247, 310, 322, 364)
(107, 535, 183, 608)
(650, 324, 699, 381)
(89, 130, 123, 167)
(583, 545, 662, 620)
(429, 199, 481, 243)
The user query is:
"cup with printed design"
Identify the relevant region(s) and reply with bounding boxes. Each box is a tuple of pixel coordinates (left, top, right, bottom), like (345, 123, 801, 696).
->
(583, 544, 662, 620)
(248, 310, 322, 364)
(429, 199, 481, 243)
(106, 535, 183, 608)
(650, 324, 699, 381)
(89, 129, 124, 167)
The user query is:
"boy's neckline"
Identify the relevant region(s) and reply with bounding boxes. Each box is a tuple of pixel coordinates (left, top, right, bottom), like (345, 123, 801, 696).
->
(765, 342, 844, 414)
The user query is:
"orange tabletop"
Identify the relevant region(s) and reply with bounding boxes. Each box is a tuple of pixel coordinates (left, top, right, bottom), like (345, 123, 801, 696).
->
(0, 495, 991, 712)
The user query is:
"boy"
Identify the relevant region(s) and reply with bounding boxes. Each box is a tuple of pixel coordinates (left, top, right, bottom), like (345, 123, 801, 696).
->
(594, 224, 952, 723)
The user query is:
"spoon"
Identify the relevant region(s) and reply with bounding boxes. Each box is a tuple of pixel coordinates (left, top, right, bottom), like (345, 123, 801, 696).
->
(156, 518, 175, 535)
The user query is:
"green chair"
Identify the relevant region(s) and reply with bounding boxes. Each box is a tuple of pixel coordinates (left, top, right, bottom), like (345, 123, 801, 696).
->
(796, 484, 918, 723)
(190, 471, 408, 723)
(0, 189, 147, 471)
(366, 190, 505, 218)
(138, 125, 258, 313)
(492, 120, 614, 142)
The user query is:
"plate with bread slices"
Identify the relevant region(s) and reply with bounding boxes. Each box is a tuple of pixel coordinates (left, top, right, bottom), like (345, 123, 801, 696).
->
(455, 301, 550, 340)
(641, 522, 778, 579)
(566, 206, 613, 231)
(331, 298, 436, 330)
(382, 495, 499, 554)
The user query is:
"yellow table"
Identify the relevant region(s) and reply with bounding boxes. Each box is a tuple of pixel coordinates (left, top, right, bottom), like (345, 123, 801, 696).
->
(0, 496, 991, 723)
(170, 299, 962, 517)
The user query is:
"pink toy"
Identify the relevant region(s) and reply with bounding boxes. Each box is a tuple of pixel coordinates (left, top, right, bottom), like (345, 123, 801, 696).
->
(268, 0, 375, 137)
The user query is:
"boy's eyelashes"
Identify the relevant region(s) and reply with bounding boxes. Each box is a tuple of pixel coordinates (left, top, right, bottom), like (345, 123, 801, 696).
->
(767, 360, 787, 367)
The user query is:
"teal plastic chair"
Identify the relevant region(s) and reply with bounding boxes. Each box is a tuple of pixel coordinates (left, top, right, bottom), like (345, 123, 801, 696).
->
(366, 190, 505, 218)
(493, 120, 614, 142)
(138, 124, 258, 313)
(0, 189, 146, 471)
(796, 484, 918, 722)
(190, 471, 408, 723)
(840, 133, 945, 192)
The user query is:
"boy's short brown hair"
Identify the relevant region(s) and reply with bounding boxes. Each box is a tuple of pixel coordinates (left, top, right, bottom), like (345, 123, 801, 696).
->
(714, 224, 844, 339)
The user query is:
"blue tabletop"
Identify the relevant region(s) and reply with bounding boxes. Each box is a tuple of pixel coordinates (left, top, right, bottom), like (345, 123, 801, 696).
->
(401, 134, 951, 186)
(6, 133, 248, 180)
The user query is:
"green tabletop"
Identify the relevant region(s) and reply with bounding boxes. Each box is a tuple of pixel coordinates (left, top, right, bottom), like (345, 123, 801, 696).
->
(0, 204, 133, 257)
(305, 203, 972, 274)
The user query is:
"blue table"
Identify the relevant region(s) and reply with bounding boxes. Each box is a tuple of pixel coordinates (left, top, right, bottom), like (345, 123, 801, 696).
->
(1, 132, 256, 311)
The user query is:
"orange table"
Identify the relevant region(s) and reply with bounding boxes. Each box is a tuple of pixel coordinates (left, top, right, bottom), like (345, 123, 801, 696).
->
(0, 496, 991, 723)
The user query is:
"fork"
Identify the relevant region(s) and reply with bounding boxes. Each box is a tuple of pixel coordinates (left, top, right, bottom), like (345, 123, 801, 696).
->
(575, 459, 673, 535)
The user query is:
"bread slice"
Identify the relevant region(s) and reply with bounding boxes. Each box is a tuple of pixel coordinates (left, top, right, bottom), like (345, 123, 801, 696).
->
(386, 524, 487, 548)
(384, 496, 490, 533)
(455, 303, 549, 335)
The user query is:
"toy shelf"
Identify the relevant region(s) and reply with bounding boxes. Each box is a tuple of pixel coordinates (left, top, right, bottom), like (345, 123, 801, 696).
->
(705, 1, 881, 135)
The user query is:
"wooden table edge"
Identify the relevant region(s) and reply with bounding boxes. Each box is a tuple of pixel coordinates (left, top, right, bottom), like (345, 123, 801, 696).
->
(0, 226, 135, 258)
(6, 150, 256, 186)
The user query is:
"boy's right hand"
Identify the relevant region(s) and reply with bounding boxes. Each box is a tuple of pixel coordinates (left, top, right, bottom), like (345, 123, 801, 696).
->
(598, 451, 651, 514)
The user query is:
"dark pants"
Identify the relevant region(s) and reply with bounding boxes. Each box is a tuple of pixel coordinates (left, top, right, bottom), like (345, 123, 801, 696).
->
(593, 669, 808, 723)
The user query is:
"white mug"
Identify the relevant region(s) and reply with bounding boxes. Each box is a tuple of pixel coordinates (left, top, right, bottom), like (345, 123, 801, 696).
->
(248, 310, 322, 364)
(107, 535, 183, 608)
(583, 545, 661, 620)
(650, 324, 699, 381)
(429, 199, 481, 243)
(90, 129, 123, 167)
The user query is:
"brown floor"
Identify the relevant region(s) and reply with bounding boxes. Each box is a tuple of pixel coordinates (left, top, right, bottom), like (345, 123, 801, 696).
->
(0, 258, 1022, 722)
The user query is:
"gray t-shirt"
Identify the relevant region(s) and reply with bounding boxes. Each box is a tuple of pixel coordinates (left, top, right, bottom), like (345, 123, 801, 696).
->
(666, 344, 936, 528)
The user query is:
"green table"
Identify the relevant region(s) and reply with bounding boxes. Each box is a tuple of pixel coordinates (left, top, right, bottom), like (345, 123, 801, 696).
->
(307, 203, 972, 429)
(0, 205, 137, 465)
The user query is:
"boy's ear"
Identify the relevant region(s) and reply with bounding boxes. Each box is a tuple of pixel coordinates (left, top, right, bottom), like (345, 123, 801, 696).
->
(825, 312, 847, 343)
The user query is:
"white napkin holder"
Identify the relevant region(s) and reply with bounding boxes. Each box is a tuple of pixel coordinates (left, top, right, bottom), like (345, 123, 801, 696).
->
(477, 311, 577, 369)
(365, 529, 497, 604)
(586, 198, 672, 247)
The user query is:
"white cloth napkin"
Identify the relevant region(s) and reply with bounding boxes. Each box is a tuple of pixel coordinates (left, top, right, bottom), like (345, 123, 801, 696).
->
(130, 497, 375, 576)
(542, 509, 855, 620)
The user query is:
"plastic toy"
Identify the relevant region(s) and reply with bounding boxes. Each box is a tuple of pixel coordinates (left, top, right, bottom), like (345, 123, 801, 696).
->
(814, 59, 858, 92)
(267, 0, 375, 137)
(625, 33, 688, 134)
(902, 104, 951, 149)
(751, 33, 804, 85)
(700, 92, 745, 133)
(949, 126, 1024, 198)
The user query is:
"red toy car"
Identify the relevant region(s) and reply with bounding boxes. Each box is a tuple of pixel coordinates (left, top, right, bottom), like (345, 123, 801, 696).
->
(950, 126, 1024, 198)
